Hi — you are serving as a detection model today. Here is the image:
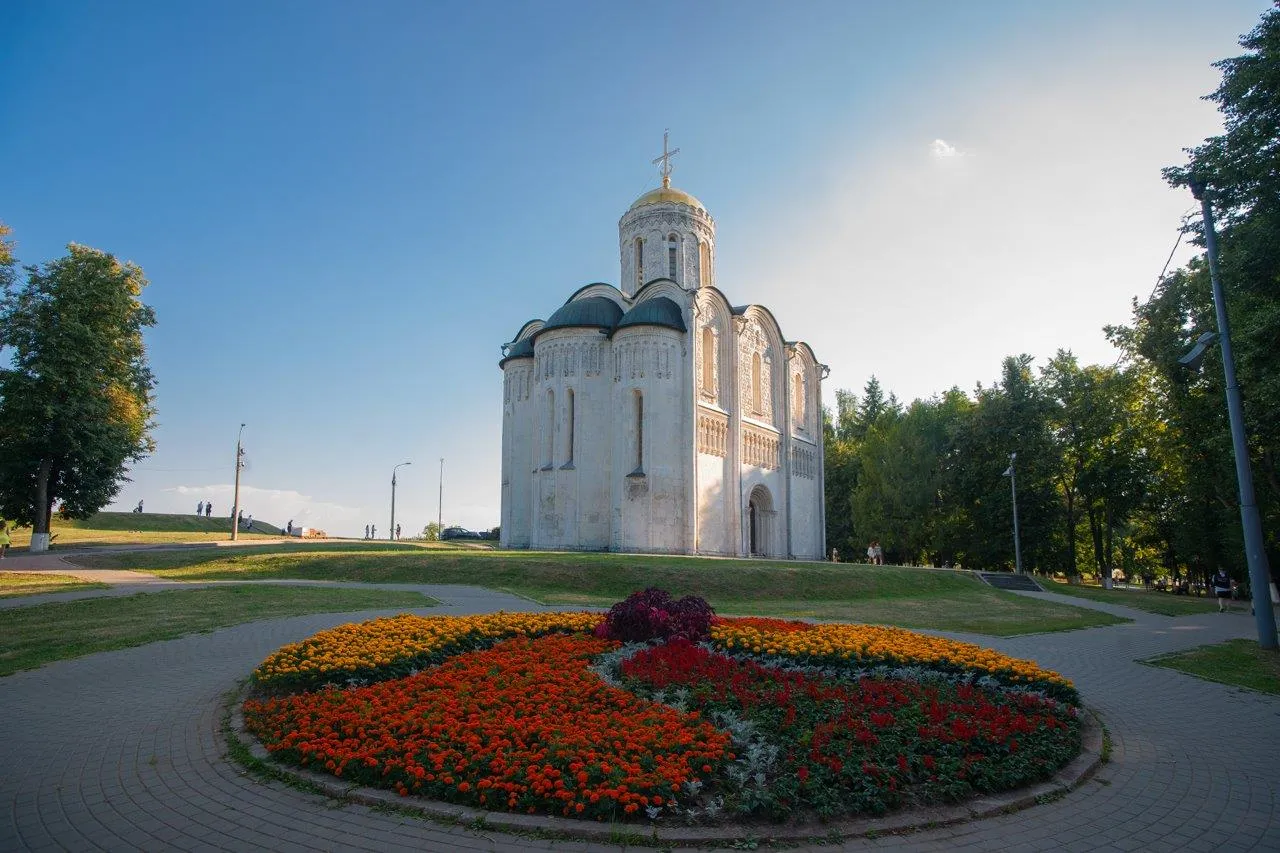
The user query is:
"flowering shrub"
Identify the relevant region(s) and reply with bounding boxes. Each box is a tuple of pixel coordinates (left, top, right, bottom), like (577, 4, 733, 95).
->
(619, 640, 1079, 818)
(245, 634, 733, 819)
(595, 587, 714, 643)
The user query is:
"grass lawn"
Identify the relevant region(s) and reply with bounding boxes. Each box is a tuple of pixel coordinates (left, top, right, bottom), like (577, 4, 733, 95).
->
(74, 545, 1125, 636)
(0, 572, 108, 598)
(1045, 581, 1224, 616)
(1146, 639, 1280, 694)
(0, 585, 436, 676)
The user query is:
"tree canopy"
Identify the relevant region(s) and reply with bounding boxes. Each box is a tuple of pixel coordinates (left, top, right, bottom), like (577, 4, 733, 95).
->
(824, 6, 1279, 583)
(0, 240, 157, 548)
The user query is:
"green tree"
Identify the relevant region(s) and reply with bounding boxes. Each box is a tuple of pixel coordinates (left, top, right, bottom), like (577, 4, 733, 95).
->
(1163, 5, 1280, 578)
(422, 521, 442, 541)
(0, 243, 157, 551)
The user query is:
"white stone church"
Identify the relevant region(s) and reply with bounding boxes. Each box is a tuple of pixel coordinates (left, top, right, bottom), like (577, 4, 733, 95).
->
(499, 145, 827, 558)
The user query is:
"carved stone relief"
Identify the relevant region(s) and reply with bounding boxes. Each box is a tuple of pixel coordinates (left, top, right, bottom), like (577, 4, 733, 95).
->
(741, 425, 780, 470)
(738, 319, 774, 423)
(697, 410, 728, 457)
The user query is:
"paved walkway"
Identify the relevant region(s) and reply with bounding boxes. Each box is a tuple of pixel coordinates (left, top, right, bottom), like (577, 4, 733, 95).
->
(1, 566, 1278, 852)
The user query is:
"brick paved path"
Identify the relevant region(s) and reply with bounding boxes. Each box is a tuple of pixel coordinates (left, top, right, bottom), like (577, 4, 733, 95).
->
(2, 575, 1277, 852)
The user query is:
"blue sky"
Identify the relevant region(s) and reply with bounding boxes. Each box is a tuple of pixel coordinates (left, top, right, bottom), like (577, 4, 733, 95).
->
(1, 1, 1267, 536)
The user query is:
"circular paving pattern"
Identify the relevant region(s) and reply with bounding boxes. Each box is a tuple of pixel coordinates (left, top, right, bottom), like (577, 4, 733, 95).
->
(1, 574, 1278, 852)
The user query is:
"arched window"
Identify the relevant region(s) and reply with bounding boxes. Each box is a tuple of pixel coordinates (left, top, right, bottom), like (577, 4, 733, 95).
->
(701, 326, 715, 399)
(634, 237, 644, 288)
(634, 390, 644, 472)
(667, 233, 678, 280)
(699, 241, 710, 287)
(793, 373, 804, 427)
(751, 352, 762, 415)
(565, 388, 575, 465)
(545, 389, 555, 467)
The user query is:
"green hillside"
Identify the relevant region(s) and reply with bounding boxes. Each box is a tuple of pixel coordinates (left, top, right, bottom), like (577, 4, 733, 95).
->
(4, 512, 283, 550)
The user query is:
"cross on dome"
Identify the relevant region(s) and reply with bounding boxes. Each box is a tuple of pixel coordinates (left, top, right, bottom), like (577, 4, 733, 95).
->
(652, 129, 680, 188)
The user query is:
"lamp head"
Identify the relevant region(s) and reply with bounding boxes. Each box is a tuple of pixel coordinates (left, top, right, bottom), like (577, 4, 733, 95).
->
(1178, 331, 1219, 371)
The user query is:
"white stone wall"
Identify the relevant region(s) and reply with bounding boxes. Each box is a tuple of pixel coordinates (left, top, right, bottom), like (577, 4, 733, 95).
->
(610, 327, 689, 552)
(500, 360, 535, 548)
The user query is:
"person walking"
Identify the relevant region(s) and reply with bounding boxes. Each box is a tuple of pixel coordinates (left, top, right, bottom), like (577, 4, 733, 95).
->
(197, 500, 204, 516)
(0, 520, 11, 559)
(371, 524, 376, 539)
(364, 524, 370, 540)
(1211, 568, 1233, 612)
(286, 519, 294, 536)
(205, 502, 213, 518)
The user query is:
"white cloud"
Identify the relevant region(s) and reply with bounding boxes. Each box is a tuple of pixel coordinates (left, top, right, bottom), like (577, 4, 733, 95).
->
(164, 484, 362, 534)
(930, 138, 961, 158)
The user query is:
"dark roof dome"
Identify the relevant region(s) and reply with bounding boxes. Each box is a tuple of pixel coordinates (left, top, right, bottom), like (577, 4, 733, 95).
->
(615, 297, 686, 333)
(498, 336, 535, 367)
(538, 296, 623, 336)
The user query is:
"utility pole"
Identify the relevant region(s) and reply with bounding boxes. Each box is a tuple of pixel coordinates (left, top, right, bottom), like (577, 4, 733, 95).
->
(1003, 452, 1024, 575)
(390, 461, 411, 541)
(438, 457, 444, 537)
(1191, 177, 1277, 649)
(231, 423, 245, 541)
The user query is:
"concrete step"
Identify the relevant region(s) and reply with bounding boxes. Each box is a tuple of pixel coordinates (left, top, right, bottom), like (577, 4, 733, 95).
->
(979, 572, 1044, 592)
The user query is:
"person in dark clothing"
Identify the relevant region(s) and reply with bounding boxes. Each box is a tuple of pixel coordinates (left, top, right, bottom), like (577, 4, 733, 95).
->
(1211, 568, 1233, 612)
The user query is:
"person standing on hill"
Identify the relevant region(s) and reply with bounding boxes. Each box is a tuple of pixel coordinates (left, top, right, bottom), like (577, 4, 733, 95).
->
(205, 502, 212, 518)
(395, 523, 401, 540)
(197, 500, 204, 516)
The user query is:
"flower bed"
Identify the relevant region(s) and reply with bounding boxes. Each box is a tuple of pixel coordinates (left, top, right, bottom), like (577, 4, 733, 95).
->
(245, 592, 1081, 825)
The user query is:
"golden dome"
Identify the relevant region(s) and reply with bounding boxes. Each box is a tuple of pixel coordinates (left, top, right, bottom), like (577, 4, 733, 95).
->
(629, 184, 705, 211)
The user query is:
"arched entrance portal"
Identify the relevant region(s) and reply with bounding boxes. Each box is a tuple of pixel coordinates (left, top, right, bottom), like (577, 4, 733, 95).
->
(746, 485, 774, 557)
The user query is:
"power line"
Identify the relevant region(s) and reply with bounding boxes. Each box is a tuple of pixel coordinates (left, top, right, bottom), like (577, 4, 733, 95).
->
(1110, 207, 1198, 369)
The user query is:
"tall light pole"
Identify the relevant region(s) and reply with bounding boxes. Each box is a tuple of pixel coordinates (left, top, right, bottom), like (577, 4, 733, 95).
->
(390, 461, 411, 541)
(1188, 177, 1277, 649)
(1003, 452, 1024, 575)
(437, 457, 444, 537)
(231, 423, 245, 541)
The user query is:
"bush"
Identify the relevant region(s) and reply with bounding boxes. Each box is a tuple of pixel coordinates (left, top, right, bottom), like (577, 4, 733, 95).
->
(595, 587, 714, 643)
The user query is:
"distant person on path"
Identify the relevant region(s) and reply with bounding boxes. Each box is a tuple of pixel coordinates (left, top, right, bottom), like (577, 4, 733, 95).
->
(245, 514, 253, 531)
(197, 500, 204, 516)
(0, 520, 11, 559)
(867, 540, 883, 565)
(395, 523, 401, 540)
(371, 524, 376, 539)
(1212, 568, 1233, 612)
(364, 524, 370, 539)
(135, 500, 144, 513)
(287, 519, 294, 536)
(205, 502, 213, 518)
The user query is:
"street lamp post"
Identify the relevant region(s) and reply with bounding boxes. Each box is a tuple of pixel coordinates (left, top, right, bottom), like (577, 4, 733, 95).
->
(231, 423, 245, 541)
(1189, 178, 1277, 649)
(437, 458, 444, 538)
(390, 462, 411, 541)
(1003, 452, 1024, 575)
